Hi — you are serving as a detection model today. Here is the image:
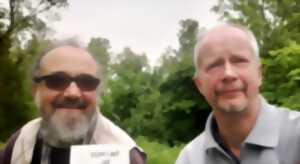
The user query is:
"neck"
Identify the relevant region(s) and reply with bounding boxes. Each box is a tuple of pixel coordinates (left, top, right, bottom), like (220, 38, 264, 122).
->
(213, 97, 261, 158)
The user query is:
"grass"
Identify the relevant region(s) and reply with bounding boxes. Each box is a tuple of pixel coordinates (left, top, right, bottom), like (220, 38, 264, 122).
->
(136, 136, 185, 164)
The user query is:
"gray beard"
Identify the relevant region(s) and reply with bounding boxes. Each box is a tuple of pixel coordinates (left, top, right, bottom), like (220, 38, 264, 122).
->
(40, 110, 97, 148)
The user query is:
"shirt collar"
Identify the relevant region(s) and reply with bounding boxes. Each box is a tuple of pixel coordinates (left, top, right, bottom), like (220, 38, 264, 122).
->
(203, 96, 280, 151)
(203, 113, 221, 150)
(244, 97, 280, 147)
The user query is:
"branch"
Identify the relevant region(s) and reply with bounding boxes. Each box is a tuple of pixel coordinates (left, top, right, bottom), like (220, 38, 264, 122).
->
(5, 0, 16, 36)
(3, 0, 62, 37)
(260, 0, 267, 22)
(29, 0, 52, 18)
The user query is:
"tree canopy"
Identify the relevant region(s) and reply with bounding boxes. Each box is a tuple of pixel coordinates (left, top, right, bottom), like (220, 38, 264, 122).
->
(1, 0, 300, 148)
(0, 0, 68, 140)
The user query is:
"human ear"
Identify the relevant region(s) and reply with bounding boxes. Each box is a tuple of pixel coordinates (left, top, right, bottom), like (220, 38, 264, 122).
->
(193, 75, 203, 94)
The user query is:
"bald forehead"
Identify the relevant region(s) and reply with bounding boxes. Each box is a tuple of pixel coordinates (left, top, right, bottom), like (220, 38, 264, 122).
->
(40, 46, 98, 76)
(200, 25, 250, 47)
(197, 25, 253, 59)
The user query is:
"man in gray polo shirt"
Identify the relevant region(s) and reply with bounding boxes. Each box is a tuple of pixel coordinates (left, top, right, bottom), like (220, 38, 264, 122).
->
(175, 23, 300, 164)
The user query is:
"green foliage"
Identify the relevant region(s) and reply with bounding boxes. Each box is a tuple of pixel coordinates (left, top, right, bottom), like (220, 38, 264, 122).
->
(0, 0, 68, 140)
(0, 36, 51, 140)
(157, 66, 210, 144)
(87, 37, 111, 76)
(101, 47, 156, 138)
(0, 141, 4, 149)
(262, 42, 300, 109)
(100, 20, 210, 145)
(177, 19, 199, 59)
(153, 19, 210, 144)
(136, 136, 184, 164)
(213, 0, 300, 57)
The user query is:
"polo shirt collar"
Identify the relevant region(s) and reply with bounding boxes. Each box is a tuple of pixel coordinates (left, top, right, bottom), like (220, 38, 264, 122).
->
(203, 96, 280, 151)
(203, 113, 221, 150)
(244, 97, 280, 147)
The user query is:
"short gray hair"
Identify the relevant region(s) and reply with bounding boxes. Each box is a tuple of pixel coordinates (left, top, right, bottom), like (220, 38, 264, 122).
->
(193, 23, 260, 76)
(30, 37, 102, 80)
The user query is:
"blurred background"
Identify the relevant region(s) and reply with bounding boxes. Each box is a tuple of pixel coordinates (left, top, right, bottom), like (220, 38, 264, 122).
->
(1, 0, 300, 163)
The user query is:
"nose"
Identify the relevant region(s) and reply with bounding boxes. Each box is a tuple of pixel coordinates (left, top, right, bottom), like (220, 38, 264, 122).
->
(222, 62, 237, 82)
(63, 81, 81, 98)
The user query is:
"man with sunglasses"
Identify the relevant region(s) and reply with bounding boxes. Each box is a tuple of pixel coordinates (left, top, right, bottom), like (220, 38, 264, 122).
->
(0, 40, 146, 164)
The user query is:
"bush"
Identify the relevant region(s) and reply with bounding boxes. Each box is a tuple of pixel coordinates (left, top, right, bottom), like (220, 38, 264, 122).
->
(136, 136, 185, 164)
(0, 141, 4, 149)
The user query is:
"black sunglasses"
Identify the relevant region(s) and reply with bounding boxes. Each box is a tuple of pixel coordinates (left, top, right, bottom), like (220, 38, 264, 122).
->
(33, 72, 100, 91)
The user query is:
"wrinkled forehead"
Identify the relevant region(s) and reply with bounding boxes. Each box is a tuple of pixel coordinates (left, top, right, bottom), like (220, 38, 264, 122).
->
(201, 25, 251, 49)
(197, 26, 254, 60)
(39, 46, 98, 76)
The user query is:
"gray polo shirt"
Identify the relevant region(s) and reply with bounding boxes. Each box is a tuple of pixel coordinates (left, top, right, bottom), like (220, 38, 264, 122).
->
(176, 97, 300, 164)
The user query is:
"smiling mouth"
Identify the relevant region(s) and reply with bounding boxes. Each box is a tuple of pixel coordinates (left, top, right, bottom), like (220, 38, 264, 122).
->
(52, 101, 87, 111)
(56, 107, 84, 111)
(217, 89, 243, 98)
(52, 99, 87, 110)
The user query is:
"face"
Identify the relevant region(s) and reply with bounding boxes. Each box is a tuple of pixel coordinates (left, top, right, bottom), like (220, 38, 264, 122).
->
(194, 26, 262, 113)
(33, 46, 100, 145)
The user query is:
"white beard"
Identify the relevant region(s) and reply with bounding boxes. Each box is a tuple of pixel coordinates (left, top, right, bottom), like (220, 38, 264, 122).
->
(44, 110, 91, 146)
(34, 90, 95, 147)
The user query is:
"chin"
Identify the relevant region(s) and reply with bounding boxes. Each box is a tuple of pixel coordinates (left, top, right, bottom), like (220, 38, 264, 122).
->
(43, 110, 92, 146)
(218, 99, 247, 113)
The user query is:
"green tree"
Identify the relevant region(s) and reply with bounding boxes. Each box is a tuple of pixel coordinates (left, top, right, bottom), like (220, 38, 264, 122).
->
(262, 42, 300, 108)
(153, 19, 209, 144)
(87, 37, 111, 75)
(0, 0, 68, 140)
(100, 19, 211, 144)
(213, 0, 300, 57)
(100, 47, 152, 132)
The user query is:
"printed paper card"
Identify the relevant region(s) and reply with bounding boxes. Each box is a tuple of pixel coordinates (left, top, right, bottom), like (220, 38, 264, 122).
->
(70, 144, 130, 164)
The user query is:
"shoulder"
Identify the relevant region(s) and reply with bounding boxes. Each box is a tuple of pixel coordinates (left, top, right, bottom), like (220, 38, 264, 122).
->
(0, 118, 41, 164)
(96, 114, 136, 145)
(0, 130, 21, 164)
(176, 133, 206, 164)
(94, 114, 146, 164)
(130, 147, 147, 164)
(279, 107, 300, 121)
(263, 103, 300, 146)
(275, 106, 300, 135)
(271, 104, 300, 125)
(261, 100, 300, 126)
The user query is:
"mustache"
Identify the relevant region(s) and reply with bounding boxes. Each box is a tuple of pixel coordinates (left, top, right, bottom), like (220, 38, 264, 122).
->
(51, 97, 87, 110)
